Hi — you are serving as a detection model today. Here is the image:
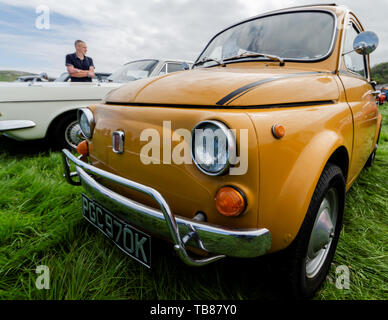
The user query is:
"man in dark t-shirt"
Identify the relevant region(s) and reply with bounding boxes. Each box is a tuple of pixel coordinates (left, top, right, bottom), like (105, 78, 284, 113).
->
(65, 40, 95, 82)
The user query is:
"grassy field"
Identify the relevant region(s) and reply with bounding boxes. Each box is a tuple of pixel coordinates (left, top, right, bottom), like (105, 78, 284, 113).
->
(0, 105, 387, 300)
(0, 70, 33, 82)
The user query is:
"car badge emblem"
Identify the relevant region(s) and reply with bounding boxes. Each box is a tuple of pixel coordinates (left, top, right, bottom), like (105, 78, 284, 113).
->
(112, 131, 125, 154)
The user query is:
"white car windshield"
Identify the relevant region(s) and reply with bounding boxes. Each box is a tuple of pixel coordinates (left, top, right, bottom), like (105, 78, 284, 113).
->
(195, 11, 336, 67)
(54, 72, 70, 82)
(108, 60, 159, 83)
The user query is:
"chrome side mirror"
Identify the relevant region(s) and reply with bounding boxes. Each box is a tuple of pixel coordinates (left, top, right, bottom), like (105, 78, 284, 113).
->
(353, 31, 379, 55)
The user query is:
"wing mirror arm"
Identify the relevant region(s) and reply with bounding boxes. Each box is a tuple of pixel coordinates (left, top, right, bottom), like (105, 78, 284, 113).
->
(343, 31, 379, 57)
(342, 47, 362, 56)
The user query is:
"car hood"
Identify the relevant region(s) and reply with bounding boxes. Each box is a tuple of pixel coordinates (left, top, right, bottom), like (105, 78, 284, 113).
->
(104, 65, 340, 107)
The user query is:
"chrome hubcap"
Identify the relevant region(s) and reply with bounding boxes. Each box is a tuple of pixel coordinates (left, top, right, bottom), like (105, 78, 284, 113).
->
(306, 188, 338, 278)
(65, 120, 84, 149)
(371, 151, 375, 163)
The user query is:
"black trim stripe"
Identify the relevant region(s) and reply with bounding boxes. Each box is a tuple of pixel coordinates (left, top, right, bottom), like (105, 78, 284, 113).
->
(216, 72, 321, 106)
(105, 100, 335, 110)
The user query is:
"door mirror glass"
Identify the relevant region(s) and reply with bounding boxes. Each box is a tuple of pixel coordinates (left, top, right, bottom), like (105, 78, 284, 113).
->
(353, 31, 379, 55)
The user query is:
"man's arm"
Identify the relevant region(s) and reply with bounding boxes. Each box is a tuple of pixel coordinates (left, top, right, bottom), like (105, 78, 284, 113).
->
(87, 57, 95, 78)
(65, 54, 89, 77)
(87, 66, 95, 78)
(66, 64, 90, 77)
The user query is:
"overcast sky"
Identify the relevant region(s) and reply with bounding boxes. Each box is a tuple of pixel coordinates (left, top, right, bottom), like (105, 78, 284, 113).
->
(0, 0, 387, 77)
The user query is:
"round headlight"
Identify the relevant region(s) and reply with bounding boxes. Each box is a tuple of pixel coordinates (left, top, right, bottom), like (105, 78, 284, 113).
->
(77, 108, 95, 139)
(191, 120, 236, 176)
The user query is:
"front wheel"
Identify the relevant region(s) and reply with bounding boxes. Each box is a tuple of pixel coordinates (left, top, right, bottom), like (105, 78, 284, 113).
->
(51, 113, 85, 150)
(364, 145, 377, 169)
(365, 125, 380, 169)
(276, 163, 345, 299)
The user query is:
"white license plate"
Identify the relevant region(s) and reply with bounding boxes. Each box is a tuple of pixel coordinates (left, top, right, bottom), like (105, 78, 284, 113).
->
(81, 194, 151, 268)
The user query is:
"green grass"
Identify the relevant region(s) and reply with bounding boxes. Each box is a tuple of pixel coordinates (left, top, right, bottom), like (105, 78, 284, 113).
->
(0, 105, 387, 300)
(0, 70, 33, 82)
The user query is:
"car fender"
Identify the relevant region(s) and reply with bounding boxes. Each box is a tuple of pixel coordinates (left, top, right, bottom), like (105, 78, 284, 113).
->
(2, 102, 95, 141)
(257, 126, 351, 252)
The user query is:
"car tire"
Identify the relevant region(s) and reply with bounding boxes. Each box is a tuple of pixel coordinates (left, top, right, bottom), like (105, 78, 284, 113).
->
(51, 113, 84, 150)
(365, 123, 381, 169)
(273, 163, 345, 299)
(365, 145, 377, 169)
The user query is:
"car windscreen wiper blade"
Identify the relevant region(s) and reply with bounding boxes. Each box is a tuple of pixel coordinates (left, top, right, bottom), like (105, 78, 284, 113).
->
(223, 51, 285, 66)
(193, 57, 224, 67)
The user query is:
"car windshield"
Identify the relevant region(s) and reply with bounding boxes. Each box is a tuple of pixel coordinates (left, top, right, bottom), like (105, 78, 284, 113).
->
(54, 72, 70, 82)
(195, 11, 336, 67)
(107, 60, 159, 83)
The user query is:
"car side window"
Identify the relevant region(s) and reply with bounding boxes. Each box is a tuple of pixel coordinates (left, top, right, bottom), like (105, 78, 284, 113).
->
(158, 64, 167, 76)
(343, 23, 367, 78)
(167, 63, 183, 74)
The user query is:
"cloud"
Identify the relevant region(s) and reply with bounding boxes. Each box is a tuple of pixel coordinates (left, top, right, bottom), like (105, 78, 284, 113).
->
(0, 0, 386, 77)
(0, 0, 254, 75)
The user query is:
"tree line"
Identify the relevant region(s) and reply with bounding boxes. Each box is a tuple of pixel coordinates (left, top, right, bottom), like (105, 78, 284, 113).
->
(371, 62, 388, 85)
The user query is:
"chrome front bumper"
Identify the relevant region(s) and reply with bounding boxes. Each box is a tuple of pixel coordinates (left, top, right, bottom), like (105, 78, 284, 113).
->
(0, 120, 36, 131)
(62, 149, 271, 266)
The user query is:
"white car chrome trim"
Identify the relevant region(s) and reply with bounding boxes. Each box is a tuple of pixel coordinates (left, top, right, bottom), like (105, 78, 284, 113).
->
(0, 120, 36, 131)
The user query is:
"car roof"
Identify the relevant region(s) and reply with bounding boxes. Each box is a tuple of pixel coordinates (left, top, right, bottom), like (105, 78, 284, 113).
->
(249, 3, 348, 18)
(220, 4, 347, 33)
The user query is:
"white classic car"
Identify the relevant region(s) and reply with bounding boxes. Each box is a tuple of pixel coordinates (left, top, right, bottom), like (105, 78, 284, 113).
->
(54, 72, 112, 83)
(0, 58, 191, 149)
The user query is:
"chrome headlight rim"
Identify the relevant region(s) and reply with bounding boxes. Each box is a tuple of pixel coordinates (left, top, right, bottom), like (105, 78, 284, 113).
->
(191, 120, 237, 176)
(77, 107, 95, 139)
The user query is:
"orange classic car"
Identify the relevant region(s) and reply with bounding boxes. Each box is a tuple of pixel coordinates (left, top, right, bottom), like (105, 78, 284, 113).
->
(62, 4, 382, 298)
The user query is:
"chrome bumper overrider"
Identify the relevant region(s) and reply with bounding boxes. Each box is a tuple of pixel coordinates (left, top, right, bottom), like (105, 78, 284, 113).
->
(0, 120, 36, 131)
(62, 149, 271, 266)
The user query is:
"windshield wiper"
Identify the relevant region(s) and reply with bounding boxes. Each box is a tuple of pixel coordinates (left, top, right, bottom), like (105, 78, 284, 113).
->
(193, 57, 224, 67)
(224, 51, 285, 66)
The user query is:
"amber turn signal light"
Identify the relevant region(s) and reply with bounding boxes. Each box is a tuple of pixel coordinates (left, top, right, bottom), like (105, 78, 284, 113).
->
(76, 140, 89, 157)
(272, 124, 285, 139)
(215, 186, 246, 217)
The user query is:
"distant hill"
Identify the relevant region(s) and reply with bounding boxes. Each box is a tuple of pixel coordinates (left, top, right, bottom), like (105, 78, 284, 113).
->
(0, 70, 35, 82)
(371, 62, 388, 85)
